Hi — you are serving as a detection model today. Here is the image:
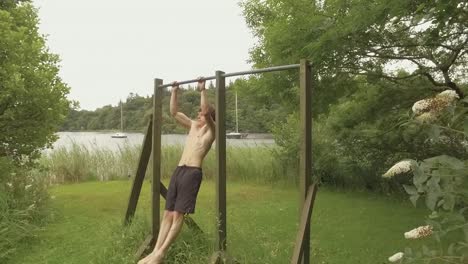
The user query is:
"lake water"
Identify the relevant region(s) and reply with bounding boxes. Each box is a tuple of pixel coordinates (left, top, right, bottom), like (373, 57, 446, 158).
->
(50, 132, 275, 152)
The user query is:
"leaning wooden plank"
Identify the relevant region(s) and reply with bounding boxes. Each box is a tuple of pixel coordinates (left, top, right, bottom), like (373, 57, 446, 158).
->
(184, 215, 203, 234)
(290, 184, 318, 264)
(209, 251, 223, 264)
(124, 117, 153, 225)
(209, 251, 239, 264)
(159, 181, 168, 198)
(134, 234, 154, 262)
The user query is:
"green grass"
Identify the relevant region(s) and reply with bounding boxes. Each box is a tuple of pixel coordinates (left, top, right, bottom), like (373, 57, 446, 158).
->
(8, 181, 431, 264)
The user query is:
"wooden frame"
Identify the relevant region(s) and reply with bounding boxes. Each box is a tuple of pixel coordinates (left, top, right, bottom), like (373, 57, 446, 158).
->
(125, 59, 317, 264)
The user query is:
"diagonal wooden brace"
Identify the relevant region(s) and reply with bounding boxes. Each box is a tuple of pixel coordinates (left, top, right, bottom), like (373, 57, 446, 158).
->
(290, 184, 318, 264)
(125, 118, 153, 225)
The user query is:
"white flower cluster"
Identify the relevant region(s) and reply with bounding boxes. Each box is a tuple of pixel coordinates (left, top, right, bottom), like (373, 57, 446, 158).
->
(382, 160, 416, 178)
(404, 225, 433, 239)
(412, 99, 431, 115)
(437, 90, 459, 101)
(388, 252, 404, 262)
(387, 225, 432, 262)
(411, 90, 460, 122)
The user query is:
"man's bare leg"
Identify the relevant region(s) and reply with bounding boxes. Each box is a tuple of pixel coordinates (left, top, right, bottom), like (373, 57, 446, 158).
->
(154, 211, 174, 251)
(137, 211, 174, 264)
(149, 211, 185, 263)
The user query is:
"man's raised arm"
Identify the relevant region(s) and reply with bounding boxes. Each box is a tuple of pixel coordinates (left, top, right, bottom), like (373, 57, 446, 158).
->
(198, 77, 209, 109)
(170, 82, 191, 129)
(198, 77, 215, 133)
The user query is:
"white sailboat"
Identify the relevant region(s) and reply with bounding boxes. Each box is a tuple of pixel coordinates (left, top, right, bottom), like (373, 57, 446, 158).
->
(111, 100, 127, 138)
(226, 91, 247, 139)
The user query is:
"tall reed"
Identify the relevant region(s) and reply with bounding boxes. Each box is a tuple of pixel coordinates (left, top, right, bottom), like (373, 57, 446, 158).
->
(41, 142, 289, 184)
(42, 142, 140, 183)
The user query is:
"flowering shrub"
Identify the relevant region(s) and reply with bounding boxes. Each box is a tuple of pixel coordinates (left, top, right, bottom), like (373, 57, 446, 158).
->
(383, 91, 468, 263)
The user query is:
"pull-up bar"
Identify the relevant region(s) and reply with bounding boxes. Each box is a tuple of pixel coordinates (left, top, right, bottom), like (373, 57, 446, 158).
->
(157, 63, 301, 88)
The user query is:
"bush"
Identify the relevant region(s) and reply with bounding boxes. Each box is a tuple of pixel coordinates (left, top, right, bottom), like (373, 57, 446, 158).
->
(384, 97, 468, 263)
(0, 157, 50, 262)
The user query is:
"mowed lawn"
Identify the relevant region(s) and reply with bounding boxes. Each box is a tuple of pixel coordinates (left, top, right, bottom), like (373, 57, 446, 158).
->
(9, 181, 430, 264)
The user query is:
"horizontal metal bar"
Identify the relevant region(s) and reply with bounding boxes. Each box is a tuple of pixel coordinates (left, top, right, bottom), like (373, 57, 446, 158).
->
(223, 64, 300, 78)
(159, 76, 216, 89)
(157, 63, 302, 89)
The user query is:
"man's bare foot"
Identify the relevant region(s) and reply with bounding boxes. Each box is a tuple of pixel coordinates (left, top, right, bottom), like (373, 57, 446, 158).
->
(137, 252, 154, 264)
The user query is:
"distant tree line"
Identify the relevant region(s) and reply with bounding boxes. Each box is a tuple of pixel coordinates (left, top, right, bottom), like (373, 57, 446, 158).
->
(60, 83, 286, 134)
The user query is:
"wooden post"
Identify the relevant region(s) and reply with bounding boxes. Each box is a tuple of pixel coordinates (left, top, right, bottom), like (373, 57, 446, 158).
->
(124, 117, 153, 224)
(152, 79, 163, 241)
(299, 59, 312, 264)
(215, 70, 227, 256)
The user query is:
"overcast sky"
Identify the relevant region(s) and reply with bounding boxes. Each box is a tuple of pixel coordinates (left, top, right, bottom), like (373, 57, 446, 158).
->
(32, 0, 256, 110)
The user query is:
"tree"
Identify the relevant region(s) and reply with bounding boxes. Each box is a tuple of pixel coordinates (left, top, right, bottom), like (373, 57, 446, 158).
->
(241, 0, 467, 98)
(0, 1, 70, 161)
(0, 2, 70, 261)
(239, 0, 468, 190)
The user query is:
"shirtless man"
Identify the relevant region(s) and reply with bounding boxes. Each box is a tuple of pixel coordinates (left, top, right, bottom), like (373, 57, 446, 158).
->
(138, 78, 215, 264)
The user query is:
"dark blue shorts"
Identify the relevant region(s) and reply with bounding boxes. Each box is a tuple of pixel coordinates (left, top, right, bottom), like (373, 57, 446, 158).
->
(165, 165, 203, 214)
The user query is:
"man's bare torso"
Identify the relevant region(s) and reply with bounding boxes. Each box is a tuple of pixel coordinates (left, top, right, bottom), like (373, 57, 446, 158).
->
(178, 121, 215, 167)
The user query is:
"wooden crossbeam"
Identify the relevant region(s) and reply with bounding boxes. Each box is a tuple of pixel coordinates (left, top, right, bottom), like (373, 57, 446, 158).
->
(290, 184, 318, 264)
